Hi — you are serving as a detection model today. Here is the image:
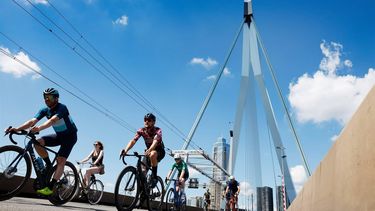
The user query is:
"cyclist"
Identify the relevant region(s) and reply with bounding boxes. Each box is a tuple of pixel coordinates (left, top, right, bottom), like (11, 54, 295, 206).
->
(225, 175, 240, 211)
(165, 154, 189, 194)
(120, 113, 165, 187)
(4, 88, 78, 196)
(204, 188, 211, 210)
(78, 141, 104, 187)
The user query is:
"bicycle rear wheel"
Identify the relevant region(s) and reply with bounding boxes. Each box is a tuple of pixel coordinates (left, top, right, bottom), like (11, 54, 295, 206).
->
(149, 176, 164, 210)
(87, 179, 104, 205)
(47, 161, 79, 205)
(114, 166, 140, 211)
(165, 188, 175, 211)
(0, 145, 32, 201)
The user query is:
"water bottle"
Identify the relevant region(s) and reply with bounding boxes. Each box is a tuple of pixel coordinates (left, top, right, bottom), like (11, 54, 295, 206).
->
(36, 157, 45, 172)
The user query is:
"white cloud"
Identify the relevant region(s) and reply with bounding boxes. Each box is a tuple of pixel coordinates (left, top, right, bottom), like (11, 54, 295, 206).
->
(289, 41, 375, 125)
(331, 134, 339, 142)
(290, 165, 307, 193)
(32, 0, 48, 5)
(206, 75, 216, 81)
(113, 15, 129, 26)
(239, 181, 254, 196)
(0, 46, 41, 79)
(190, 57, 218, 70)
(344, 59, 353, 68)
(223, 67, 231, 76)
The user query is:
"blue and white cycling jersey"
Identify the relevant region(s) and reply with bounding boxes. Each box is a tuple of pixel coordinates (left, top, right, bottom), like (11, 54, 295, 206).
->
(34, 103, 77, 135)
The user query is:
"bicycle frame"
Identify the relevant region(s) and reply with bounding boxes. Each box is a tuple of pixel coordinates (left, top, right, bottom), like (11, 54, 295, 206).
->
(8, 131, 59, 182)
(168, 179, 185, 207)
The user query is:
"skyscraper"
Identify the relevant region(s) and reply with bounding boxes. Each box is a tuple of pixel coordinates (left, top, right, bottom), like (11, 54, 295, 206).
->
(210, 137, 230, 210)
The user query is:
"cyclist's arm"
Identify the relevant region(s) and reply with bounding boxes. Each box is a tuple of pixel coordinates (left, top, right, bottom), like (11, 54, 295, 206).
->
(93, 150, 104, 166)
(123, 139, 136, 154)
(12, 118, 39, 131)
(80, 149, 94, 163)
(236, 184, 240, 195)
(166, 169, 172, 180)
(146, 139, 159, 152)
(179, 170, 185, 180)
(32, 115, 59, 132)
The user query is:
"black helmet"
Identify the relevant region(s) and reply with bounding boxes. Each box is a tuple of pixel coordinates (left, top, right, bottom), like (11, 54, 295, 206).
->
(43, 88, 59, 98)
(144, 113, 156, 121)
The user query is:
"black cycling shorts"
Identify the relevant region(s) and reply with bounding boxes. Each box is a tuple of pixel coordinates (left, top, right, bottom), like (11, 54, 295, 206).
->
(42, 133, 77, 158)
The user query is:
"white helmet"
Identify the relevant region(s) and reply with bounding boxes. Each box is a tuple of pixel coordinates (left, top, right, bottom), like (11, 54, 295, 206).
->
(174, 153, 181, 160)
(229, 175, 235, 180)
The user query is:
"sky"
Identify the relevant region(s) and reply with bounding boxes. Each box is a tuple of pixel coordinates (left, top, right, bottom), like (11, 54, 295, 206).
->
(0, 0, 374, 209)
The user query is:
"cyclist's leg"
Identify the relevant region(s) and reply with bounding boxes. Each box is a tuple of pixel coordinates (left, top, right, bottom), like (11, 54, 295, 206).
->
(149, 150, 158, 178)
(84, 166, 100, 187)
(35, 134, 59, 167)
(50, 133, 77, 189)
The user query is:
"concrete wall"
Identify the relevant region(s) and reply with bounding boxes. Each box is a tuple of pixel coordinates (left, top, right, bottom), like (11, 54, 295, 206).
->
(288, 86, 375, 211)
(2, 176, 203, 211)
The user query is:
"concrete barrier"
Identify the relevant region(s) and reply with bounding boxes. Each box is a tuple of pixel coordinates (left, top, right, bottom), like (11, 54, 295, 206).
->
(287, 86, 375, 211)
(0, 176, 203, 211)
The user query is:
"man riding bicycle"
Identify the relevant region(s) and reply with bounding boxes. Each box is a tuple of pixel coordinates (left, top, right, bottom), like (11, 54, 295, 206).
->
(204, 188, 211, 210)
(166, 154, 189, 194)
(225, 175, 240, 210)
(4, 88, 78, 196)
(121, 113, 165, 187)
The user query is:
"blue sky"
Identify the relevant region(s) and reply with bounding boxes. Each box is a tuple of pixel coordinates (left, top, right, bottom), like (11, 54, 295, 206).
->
(0, 0, 374, 208)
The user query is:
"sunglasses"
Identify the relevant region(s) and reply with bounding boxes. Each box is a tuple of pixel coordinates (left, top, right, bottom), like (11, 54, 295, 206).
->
(174, 158, 181, 161)
(94, 143, 99, 146)
(144, 118, 154, 122)
(44, 95, 55, 101)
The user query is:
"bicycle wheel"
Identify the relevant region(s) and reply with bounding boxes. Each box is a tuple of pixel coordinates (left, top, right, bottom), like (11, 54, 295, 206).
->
(149, 176, 164, 210)
(0, 145, 32, 201)
(47, 161, 79, 205)
(87, 179, 104, 205)
(114, 166, 140, 211)
(165, 188, 175, 211)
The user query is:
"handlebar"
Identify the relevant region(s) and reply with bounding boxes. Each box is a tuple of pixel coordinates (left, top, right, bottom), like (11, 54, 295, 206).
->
(4, 126, 38, 145)
(120, 151, 146, 165)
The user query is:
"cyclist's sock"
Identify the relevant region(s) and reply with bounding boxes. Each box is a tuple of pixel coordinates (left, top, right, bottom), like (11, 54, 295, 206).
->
(151, 166, 158, 179)
(49, 178, 57, 189)
(43, 157, 52, 167)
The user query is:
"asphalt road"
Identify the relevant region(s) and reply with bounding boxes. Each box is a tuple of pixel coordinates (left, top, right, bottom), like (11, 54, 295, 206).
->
(0, 197, 146, 211)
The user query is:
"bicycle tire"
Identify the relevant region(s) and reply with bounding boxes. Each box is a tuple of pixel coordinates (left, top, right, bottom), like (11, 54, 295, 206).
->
(148, 176, 164, 211)
(87, 179, 104, 205)
(165, 188, 175, 211)
(114, 166, 140, 211)
(0, 145, 32, 201)
(47, 161, 79, 205)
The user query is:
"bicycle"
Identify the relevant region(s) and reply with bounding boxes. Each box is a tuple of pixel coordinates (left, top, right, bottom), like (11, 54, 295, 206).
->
(0, 128, 79, 205)
(165, 178, 186, 211)
(225, 192, 238, 211)
(114, 151, 165, 211)
(74, 162, 104, 205)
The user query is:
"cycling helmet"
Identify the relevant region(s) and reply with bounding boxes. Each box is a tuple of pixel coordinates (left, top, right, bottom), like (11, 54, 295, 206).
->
(43, 88, 59, 98)
(144, 113, 156, 121)
(174, 153, 181, 160)
(229, 175, 234, 180)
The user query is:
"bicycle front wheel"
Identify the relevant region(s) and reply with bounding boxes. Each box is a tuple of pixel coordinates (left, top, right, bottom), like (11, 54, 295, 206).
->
(149, 176, 164, 210)
(0, 145, 32, 201)
(165, 188, 175, 211)
(47, 161, 79, 205)
(114, 166, 140, 211)
(87, 179, 104, 205)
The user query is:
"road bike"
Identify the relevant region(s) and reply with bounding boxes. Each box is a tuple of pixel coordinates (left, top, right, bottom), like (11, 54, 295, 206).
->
(0, 129, 79, 205)
(165, 178, 186, 211)
(74, 162, 104, 205)
(114, 151, 165, 211)
(225, 192, 238, 211)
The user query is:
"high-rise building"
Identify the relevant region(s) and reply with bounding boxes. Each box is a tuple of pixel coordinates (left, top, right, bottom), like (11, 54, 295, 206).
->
(210, 137, 230, 210)
(213, 137, 230, 181)
(256, 186, 273, 211)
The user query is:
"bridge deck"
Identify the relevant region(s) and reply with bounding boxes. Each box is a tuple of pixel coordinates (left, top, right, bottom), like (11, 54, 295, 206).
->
(0, 197, 145, 211)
